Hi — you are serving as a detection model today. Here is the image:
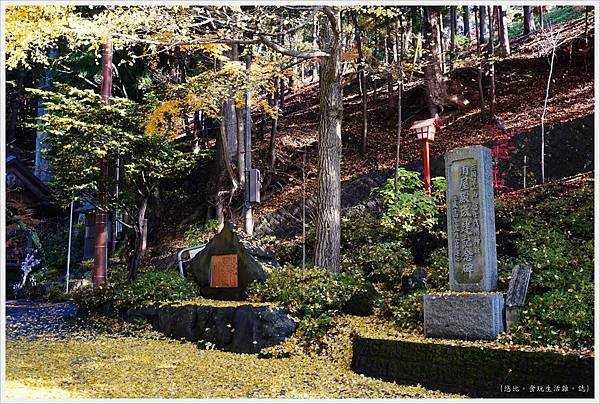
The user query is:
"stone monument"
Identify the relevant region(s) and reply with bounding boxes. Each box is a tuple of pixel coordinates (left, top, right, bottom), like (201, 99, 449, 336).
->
(189, 223, 277, 300)
(424, 145, 505, 340)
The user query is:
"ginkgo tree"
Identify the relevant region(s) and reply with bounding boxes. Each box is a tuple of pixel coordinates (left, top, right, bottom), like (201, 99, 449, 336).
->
(8, 5, 362, 273)
(29, 85, 197, 281)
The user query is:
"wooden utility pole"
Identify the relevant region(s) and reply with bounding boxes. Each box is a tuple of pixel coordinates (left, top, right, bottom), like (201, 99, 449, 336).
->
(93, 26, 113, 286)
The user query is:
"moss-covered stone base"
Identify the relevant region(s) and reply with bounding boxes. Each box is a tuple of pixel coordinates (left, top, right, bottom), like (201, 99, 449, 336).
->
(351, 337, 594, 398)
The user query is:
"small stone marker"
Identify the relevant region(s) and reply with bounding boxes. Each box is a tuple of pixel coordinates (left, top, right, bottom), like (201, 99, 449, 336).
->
(505, 264, 532, 329)
(424, 145, 504, 341)
(506, 264, 532, 307)
(210, 254, 239, 288)
(445, 145, 497, 292)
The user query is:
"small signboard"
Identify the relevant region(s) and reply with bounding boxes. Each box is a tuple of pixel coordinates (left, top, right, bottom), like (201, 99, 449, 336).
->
(210, 254, 239, 288)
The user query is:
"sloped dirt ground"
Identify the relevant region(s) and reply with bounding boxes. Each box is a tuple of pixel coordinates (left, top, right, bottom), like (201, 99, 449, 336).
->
(254, 16, 594, 216)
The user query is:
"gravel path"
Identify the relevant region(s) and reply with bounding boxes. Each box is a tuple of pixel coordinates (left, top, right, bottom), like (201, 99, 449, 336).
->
(6, 300, 78, 339)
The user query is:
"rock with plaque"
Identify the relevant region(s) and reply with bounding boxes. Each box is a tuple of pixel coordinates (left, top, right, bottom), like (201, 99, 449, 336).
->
(424, 146, 505, 340)
(189, 223, 277, 300)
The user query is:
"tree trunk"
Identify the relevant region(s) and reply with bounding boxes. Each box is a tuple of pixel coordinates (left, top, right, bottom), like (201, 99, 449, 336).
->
(438, 12, 446, 74)
(312, 13, 319, 82)
(7, 69, 25, 145)
(394, 15, 403, 195)
(475, 7, 486, 120)
(219, 51, 238, 163)
(127, 196, 148, 283)
(450, 6, 457, 53)
(192, 110, 201, 153)
(499, 6, 510, 56)
(386, 18, 395, 111)
(450, 6, 457, 70)
(488, 6, 496, 119)
(539, 6, 545, 30)
(479, 6, 487, 45)
(268, 78, 280, 173)
(404, 16, 413, 54)
(488, 6, 494, 52)
(474, 6, 480, 45)
(463, 6, 471, 37)
(314, 8, 342, 273)
(352, 11, 368, 156)
(523, 6, 534, 35)
(423, 7, 447, 117)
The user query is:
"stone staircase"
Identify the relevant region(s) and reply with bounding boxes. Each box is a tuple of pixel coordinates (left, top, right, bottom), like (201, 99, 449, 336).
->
(254, 169, 393, 239)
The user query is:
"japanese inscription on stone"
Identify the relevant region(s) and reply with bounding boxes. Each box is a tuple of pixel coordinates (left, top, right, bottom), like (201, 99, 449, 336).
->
(210, 254, 239, 288)
(445, 146, 497, 292)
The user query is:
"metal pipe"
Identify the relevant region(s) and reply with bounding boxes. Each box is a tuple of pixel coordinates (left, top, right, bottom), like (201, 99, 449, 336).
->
(65, 199, 74, 293)
(177, 244, 207, 277)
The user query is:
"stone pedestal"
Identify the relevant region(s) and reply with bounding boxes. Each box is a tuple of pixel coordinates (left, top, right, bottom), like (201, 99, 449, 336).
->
(424, 293, 505, 340)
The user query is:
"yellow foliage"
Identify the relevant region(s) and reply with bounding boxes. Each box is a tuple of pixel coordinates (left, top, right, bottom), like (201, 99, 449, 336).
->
(4, 6, 74, 68)
(4, 315, 460, 399)
(144, 100, 184, 139)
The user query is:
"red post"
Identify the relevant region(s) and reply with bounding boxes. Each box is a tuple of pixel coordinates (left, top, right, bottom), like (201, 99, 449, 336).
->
(422, 138, 431, 194)
(93, 29, 113, 286)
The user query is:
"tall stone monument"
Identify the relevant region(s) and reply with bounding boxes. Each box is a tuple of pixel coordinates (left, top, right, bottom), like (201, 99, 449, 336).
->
(424, 145, 505, 340)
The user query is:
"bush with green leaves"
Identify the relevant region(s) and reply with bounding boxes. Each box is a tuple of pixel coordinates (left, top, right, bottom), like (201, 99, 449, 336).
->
(495, 178, 593, 351)
(113, 271, 200, 310)
(376, 290, 425, 334)
(375, 168, 446, 235)
(72, 283, 117, 314)
(183, 219, 221, 247)
(248, 265, 365, 337)
(498, 283, 593, 351)
(73, 270, 199, 314)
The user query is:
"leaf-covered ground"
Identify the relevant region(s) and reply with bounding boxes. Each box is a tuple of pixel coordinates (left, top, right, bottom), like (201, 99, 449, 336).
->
(4, 302, 460, 399)
(5, 331, 457, 399)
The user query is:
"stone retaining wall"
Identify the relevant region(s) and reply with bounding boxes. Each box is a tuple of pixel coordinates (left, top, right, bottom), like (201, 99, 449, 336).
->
(351, 337, 594, 398)
(127, 304, 297, 354)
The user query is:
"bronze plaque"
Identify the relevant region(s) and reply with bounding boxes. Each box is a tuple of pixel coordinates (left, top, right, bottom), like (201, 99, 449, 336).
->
(210, 254, 238, 288)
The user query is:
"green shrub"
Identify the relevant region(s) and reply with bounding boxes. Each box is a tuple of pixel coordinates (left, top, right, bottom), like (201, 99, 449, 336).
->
(36, 219, 85, 274)
(248, 265, 365, 337)
(344, 240, 418, 289)
(423, 246, 449, 291)
(375, 168, 446, 235)
(183, 220, 220, 247)
(113, 271, 199, 310)
(495, 177, 593, 351)
(376, 290, 425, 333)
(72, 284, 116, 314)
(73, 271, 199, 314)
(45, 284, 70, 302)
(258, 235, 308, 267)
(498, 283, 594, 351)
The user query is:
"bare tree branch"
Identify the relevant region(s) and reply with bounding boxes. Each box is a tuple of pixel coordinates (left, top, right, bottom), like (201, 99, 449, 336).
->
(258, 34, 329, 59)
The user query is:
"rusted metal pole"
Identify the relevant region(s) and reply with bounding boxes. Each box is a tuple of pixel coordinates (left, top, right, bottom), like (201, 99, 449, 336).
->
(93, 27, 113, 286)
(422, 139, 431, 194)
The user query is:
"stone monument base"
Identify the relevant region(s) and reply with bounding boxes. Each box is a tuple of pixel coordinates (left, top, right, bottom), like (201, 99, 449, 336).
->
(424, 293, 504, 340)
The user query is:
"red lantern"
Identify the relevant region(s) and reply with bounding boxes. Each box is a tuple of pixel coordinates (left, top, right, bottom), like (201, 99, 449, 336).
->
(410, 114, 440, 194)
